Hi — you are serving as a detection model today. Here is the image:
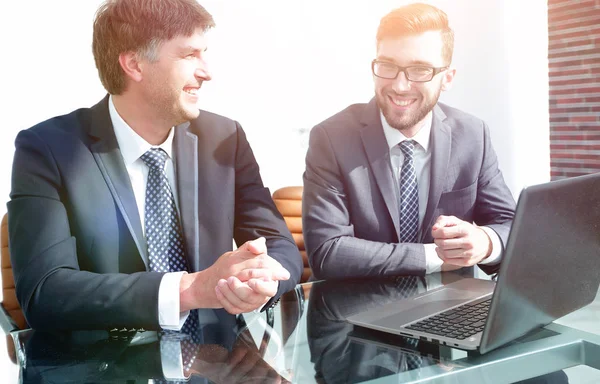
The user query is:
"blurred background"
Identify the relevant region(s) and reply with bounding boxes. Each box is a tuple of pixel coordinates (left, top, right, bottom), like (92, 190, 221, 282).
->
(0, 0, 553, 205)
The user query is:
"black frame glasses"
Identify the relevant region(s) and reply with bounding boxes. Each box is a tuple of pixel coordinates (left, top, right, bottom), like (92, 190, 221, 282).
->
(371, 60, 448, 82)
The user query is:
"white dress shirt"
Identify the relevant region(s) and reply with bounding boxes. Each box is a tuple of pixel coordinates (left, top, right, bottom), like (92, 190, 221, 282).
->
(380, 111, 502, 273)
(109, 96, 188, 330)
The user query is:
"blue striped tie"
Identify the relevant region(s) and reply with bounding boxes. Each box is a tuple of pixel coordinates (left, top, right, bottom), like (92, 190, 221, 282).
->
(399, 140, 419, 243)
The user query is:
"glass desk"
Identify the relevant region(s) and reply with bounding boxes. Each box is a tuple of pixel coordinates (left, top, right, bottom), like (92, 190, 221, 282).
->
(4, 272, 600, 383)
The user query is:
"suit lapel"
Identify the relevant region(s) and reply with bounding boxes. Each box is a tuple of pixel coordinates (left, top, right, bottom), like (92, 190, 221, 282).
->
(88, 97, 148, 268)
(173, 122, 201, 272)
(360, 99, 401, 237)
(420, 105, 451, 240)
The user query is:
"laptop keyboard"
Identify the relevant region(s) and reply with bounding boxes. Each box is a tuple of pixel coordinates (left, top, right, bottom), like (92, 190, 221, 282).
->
(406, 298, 491, 340)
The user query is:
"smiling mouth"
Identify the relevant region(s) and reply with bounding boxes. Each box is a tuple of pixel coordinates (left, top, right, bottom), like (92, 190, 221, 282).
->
(387, 94, 417, 107)
(184, 88, 199, 95)
(183, 83, 202, 95)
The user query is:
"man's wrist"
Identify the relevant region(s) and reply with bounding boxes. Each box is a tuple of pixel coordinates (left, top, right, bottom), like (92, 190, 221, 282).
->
(478, 226, 493, 260)
(180, 272, 200, 312)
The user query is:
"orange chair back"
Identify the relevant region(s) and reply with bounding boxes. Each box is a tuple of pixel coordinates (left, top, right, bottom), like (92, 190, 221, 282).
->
(1, 213, 26, 330)
(272, 186, 311, 283)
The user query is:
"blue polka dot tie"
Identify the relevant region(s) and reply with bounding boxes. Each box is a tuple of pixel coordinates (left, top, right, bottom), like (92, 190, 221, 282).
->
(141, 148, 188, 273)
(141, 148, 200, 378)
(399, 140, 419, 243)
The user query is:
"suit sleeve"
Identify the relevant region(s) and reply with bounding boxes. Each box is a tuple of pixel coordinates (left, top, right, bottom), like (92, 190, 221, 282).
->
(8, 129, 164, 330)
(230, 123, 303, 306)
(303, 125, 426, 280)
(473, 123, 516, 275)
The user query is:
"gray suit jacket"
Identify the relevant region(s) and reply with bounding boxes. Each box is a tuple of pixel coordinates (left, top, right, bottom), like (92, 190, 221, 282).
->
(8, 96, 303, 330)
(302, 99, 515, 279)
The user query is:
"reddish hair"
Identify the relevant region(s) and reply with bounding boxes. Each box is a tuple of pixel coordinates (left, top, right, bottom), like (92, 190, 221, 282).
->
(377, 3, 454, 64)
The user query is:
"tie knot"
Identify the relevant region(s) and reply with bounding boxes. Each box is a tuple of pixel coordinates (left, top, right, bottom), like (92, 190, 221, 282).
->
(399, 140, 416, 158)
(141, 148, 168, 170)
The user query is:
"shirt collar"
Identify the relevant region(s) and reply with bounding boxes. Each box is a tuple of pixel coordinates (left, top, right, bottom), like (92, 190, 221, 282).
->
(380, 110, 432, 152)
(109, 95, 175, 166)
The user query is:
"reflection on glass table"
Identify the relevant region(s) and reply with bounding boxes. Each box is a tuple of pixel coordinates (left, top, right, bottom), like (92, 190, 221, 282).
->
(5, 273, 600, 383)
(10, 308, 288, 384)
(304, 276, 590, 383)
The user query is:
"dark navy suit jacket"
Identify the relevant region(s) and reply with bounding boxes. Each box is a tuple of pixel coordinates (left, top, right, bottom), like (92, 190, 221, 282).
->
(8, 96, 302, 330)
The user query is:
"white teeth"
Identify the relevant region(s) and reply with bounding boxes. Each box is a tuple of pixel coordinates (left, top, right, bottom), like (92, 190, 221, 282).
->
(392, 99, 413, 106)
(184, 88, 198, 95)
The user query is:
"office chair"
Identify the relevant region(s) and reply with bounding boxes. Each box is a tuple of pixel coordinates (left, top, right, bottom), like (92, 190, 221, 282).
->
(272, 186, 311, 283)
(271, 186, 316, 349)
(1, 213, 27, 363)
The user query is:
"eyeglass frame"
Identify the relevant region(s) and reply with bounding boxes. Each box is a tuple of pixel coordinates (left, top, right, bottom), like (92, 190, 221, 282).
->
(371, 59, 449, 83)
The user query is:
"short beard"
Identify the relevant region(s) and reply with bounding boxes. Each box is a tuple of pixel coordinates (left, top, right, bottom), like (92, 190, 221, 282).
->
(378, 88, 441, 132)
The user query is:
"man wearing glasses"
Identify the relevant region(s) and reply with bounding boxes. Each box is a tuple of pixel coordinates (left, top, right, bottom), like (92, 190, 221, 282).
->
(302, 3, 516, 280)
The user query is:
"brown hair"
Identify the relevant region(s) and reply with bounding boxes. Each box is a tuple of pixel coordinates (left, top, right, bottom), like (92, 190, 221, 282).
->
(376, 3, 454, 64)
(93, 0, 215, 95)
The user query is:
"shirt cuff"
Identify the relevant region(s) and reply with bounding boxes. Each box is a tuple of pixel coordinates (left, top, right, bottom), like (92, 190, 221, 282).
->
(424, 243, 443, 274)
(478, 226, 502, 265)
(158, 271, 190, 330)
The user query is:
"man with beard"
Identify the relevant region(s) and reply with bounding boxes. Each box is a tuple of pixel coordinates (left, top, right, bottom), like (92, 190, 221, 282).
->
(302, 3, 516, 280)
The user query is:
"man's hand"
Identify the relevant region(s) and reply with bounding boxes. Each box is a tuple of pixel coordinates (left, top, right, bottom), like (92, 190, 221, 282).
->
(215, 276, 279, 314)
(214, 237, 287, 314)
(180, 237, 290, 312)
(431, 215, 492, 267)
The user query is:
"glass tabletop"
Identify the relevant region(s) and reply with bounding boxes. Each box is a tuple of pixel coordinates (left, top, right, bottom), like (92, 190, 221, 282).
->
(4, 272, 600, 383)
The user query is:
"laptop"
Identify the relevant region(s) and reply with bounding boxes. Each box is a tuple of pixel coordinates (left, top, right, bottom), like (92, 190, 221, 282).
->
(347, 172, 600, 354)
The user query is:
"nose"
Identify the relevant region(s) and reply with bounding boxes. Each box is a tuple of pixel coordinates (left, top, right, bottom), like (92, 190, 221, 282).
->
(195, 59, 212, 81)
(391, 71, 411, 93)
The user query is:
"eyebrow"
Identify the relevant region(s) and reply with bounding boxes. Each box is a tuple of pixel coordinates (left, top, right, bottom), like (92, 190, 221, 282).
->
(180, 46, 208, 54)
(377, 56, 435, 66)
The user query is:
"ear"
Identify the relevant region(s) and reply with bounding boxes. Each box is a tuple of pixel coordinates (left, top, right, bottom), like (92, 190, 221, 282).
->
(118, 51, 144, 83)
(440, 67, 456, 91)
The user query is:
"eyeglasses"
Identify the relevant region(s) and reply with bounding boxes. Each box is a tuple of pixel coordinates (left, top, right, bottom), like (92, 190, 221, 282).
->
(372, 60, 448, 82)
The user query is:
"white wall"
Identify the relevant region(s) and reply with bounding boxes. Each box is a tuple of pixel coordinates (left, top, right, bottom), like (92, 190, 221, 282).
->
(200, 0, 551, 197)
(0, 1, 549, 214)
